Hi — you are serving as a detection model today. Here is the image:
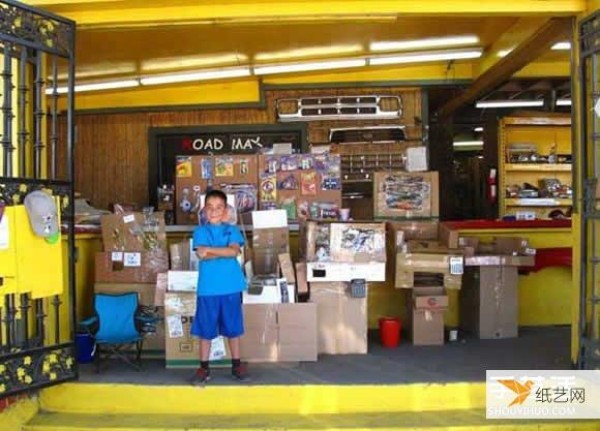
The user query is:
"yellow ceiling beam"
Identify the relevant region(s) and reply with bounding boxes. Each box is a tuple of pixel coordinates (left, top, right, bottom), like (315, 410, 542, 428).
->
(515, 60, 571, 77)
(477, 17, 551, 76)
(34, 1, 586, 29)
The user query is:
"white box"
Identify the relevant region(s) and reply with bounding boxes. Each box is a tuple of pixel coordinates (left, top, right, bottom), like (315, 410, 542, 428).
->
(243, 278, 296, 304)
(167, 270, 198, 292)
(251, 210, 288, 229)
(306, 262, 386, 282)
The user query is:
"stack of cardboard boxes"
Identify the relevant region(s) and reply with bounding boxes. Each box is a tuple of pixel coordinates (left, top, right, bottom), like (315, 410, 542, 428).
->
(301, 220, 387, 354)
(94, 210, 169, 353)
(241, 210, 318, 362)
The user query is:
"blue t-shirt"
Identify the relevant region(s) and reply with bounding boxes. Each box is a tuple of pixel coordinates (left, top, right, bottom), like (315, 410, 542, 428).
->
(192, 223, 247, 296)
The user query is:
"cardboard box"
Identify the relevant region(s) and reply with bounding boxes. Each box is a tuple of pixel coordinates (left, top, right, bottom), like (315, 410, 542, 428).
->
(101, 211, 167, 252)
(395, 253, 463, 289)
(329, 222, 386, 263)
(241, 303, 317, 362)
(169, 241, 191, 271)
(164, 292, 230, 368)
(243, 278, 295, 304)
(278, 253, 296, 283)
(95, 250, 169, 284)
(252, 247, 288, 275)
(310, 282, 367, 354)
(295, 262, 309, 295)
(252, 227, 289, 249)
(167, 271, 198, 293)
(303, 221, 331, 262)
(460, 266, 519, 339)
(307, 261, 386, 282)
(386, 220, 440, 243)
(411, 286, 448, 346)
(438, 223, 460, 249)
(251, 211, 290, 276)
(373, 171, 439, 219)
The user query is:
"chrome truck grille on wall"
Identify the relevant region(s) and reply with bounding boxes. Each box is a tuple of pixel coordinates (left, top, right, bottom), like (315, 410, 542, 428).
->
(276, 95, 402, 122)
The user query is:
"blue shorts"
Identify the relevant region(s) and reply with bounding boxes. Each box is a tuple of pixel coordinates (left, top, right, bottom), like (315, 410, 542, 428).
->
(191, 293, 244, 340)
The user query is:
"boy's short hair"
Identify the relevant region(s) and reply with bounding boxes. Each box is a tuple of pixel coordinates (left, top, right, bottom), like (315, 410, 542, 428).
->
(205, 189, 227, 205)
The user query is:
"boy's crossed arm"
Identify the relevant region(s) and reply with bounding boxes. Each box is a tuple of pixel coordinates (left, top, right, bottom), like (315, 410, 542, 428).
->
(196, 243, 240, 260)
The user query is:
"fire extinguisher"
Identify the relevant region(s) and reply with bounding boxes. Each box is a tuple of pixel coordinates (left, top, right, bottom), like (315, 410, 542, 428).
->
(488, 168, 497, 204)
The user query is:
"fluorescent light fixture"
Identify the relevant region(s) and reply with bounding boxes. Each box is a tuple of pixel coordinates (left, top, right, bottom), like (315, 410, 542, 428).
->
(551, 41, 571, 50)
(453, 140, 483, 148)
(254, 44, 362, 62)
(556, 98, 572, 106)
(140, 67, 251, 85)
(475, 100, 544, 109)
(474, 127, 484, 132)
(370, 35, 479, 52)
(45, 79, 139, 95)
(253, 59, 366, 75)
(141, 53, 248, 72)
(369, 48, 483, 66)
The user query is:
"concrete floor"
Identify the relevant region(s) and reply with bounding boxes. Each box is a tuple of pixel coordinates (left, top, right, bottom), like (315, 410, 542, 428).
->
(77, 326, 572, 386)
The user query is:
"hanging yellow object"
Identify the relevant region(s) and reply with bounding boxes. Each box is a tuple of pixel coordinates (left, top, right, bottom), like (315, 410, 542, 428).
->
(0, 203, 64, 301)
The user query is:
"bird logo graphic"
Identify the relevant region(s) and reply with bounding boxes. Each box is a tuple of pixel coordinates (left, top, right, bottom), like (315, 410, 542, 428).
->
(498, 379, 535, 406)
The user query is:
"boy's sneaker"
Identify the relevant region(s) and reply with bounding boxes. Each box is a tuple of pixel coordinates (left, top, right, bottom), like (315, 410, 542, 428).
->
(232, 365, 249, 382)
(190, 368, 211, 385)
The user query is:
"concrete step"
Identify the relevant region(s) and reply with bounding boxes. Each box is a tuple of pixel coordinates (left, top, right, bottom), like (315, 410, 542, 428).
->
(24, 411, 600, 431)
(27, 382, 600, 431)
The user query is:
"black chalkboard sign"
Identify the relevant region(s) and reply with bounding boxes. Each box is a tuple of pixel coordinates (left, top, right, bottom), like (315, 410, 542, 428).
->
(148, 124, 308, 207)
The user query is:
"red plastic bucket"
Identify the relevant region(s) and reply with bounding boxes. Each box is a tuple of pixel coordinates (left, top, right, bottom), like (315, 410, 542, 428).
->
(379, 317, 401, 348)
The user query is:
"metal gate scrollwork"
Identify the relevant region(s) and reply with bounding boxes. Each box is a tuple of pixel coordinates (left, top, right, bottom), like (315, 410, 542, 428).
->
(0, 0, 76, 397)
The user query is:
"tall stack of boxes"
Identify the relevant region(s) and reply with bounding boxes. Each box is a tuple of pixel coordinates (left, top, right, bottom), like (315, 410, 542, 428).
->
(94, 210, 169, 353)
(303, 221, 387, 354)
(241, 210, 318, 362)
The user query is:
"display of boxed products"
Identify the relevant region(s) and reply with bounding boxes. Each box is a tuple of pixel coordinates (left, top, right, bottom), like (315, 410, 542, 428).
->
(257, 153, 342, 221)
(175, 154, 259, 224)
(309, 282, 367, 354)
(373, 171, 439, 219)
(241, 303, 317, 362)
(95, 250, 169, 284)
(410, 286, 448, 346)
(101, 209, 167, 252)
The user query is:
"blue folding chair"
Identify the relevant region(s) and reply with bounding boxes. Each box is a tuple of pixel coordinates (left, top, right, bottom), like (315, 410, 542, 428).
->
(79, 292, 155, 372)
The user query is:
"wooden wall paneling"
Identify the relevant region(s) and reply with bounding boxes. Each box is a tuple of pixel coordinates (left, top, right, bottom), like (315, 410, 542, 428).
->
(66, 86, 423, 211)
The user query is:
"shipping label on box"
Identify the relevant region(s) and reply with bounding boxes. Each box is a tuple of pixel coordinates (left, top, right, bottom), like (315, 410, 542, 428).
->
(329, 223, 386, 263)
(167, 271, 198, 293)
(373, 171, 439, 219)
(95, 250, 169, 284)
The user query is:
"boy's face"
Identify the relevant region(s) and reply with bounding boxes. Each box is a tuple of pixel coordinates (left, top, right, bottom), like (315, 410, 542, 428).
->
(205, 196, 227, 224)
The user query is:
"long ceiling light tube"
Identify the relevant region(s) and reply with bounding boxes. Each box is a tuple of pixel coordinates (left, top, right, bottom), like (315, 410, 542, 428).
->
(475, 100, 544, 109)
(253, 59, 366, 75)
(370, 35, 479, 52)
(45, 79, 139, 95)
(140, 67, 251, 85)
(368, 48, 483, 66)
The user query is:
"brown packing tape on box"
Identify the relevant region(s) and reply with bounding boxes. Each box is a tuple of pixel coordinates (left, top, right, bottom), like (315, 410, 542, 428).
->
(101, 211, 167, 252)
(309, 282, 367, 354)
(95, 250, 169, 284)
